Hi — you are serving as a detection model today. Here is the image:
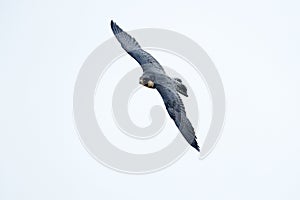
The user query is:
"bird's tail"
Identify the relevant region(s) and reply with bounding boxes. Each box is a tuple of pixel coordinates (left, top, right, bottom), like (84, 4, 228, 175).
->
(173, 78, 188, 97)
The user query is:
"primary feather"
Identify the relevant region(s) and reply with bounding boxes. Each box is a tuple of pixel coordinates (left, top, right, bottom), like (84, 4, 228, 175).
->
(111, 21, 165, 73)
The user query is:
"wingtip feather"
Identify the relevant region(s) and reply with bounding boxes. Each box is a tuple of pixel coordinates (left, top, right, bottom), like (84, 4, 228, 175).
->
(110, 20, 123, 35)
(191, 139, 200, 152)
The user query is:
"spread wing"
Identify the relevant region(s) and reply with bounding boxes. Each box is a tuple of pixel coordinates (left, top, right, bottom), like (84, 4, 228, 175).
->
(155, 83, 200, 151)
(111, 20, 165, 73)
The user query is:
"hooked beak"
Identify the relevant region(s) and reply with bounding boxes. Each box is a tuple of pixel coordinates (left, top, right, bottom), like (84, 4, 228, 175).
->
(147, 80, 154, 87)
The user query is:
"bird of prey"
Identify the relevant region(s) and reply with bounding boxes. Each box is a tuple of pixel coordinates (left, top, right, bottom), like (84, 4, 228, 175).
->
(111, 20, 200, 152)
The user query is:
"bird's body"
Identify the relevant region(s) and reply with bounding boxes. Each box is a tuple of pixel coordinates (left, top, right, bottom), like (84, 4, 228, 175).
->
(111, 20, 200, 152)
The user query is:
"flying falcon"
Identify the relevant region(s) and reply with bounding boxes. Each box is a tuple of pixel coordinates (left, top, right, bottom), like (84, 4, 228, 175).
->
(111, 20, 200, 152)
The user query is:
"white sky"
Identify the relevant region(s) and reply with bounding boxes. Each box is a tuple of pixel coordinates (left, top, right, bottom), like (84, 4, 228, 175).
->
(0, 0, 300, 200)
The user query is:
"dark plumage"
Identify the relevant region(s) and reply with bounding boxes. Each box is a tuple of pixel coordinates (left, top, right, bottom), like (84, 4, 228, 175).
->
(111, 20, 199, 152)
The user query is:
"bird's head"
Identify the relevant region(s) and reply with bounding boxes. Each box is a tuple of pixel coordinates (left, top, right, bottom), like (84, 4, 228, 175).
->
(139, 76, 155, 88)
